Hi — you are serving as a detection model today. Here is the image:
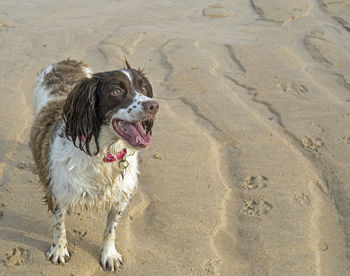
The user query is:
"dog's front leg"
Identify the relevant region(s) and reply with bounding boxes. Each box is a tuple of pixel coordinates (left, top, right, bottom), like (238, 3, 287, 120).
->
(46, 204, 70, 264)
(100, 201, 128, 272)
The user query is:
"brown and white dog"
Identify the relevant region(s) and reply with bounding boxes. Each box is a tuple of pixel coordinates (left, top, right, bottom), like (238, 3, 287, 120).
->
(30, 59, 158, 271)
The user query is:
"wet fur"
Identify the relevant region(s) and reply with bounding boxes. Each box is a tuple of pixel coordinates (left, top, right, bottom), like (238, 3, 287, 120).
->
(62, 77, 102, 156)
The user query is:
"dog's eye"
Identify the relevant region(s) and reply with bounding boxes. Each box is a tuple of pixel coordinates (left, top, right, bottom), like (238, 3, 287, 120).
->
(111, 89, 122, 96)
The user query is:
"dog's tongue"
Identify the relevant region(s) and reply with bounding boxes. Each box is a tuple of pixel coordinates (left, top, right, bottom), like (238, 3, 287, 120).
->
(123, 122, 150, 147)
(113, 120, 151, 148)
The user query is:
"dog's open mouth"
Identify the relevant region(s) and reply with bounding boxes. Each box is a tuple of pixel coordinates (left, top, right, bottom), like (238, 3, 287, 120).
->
(112, 119, 151, 148)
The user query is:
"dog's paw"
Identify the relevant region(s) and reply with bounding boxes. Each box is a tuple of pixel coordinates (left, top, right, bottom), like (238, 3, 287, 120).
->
(100, 245, 123, 272)
(46, 243, 70, 264)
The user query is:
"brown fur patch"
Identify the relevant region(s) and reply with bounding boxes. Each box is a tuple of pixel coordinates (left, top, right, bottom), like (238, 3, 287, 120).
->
(30, 100, 65, 212)
(43, 59, 88, 97)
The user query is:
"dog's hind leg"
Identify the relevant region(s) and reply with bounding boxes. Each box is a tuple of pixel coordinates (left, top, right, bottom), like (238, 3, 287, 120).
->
(46, 204, 70, 264)
(100, 201, 128, 271)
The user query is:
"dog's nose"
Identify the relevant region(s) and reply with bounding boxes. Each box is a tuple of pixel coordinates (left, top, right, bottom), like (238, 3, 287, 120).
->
(143, 100, 159, 114)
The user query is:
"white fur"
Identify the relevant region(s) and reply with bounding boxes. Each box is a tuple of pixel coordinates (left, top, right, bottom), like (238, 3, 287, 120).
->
(33, 64, 54, 116)
(100, 202, 127, 271)
(100, 243, 123, 271)
(50, 124, 138, 212)
(82, 66, 93, 78)
(112, 92, 153, 122)
(46, 206, 70, 263)
(121, 69, 132, 82)
(47, 106, 139, 269)
(47, 121, 139, 267)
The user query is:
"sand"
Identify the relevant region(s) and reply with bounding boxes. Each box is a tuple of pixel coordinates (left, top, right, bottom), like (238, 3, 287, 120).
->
(0, 0, 350, 275)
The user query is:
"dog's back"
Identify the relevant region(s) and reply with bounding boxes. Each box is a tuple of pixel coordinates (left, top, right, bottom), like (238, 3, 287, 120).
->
(32, 59, 92, 116)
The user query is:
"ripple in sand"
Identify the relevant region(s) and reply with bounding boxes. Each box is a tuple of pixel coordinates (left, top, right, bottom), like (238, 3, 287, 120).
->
(203, 4, 232, 18)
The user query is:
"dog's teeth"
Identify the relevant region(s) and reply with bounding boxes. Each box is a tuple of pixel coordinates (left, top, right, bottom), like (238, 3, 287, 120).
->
(121, 121, 127, 131)
(117, 121, 127, 131)
(136, 137, 139, 143)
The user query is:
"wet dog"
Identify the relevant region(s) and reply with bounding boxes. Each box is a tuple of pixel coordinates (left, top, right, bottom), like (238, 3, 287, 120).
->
(30, 59, 158, 271)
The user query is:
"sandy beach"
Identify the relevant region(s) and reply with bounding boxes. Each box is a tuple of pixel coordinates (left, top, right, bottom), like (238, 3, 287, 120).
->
(1, 0, 350, 275)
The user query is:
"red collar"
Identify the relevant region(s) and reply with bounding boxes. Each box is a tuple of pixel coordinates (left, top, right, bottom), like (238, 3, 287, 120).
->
(103, 148, 127, 163)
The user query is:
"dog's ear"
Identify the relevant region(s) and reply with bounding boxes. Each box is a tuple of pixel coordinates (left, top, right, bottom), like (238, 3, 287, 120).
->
(62, 77, 101, 155)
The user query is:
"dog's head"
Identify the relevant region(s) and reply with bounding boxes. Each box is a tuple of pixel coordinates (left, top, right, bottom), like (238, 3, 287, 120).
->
(62, 63, 158, 155)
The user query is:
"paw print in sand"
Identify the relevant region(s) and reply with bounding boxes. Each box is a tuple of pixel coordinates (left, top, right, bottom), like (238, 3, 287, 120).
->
(243, 175, 268, 190)
(242, 198, 272, 216)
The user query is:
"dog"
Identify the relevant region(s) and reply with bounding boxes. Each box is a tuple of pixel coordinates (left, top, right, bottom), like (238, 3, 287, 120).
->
(30, 59, 159, 271)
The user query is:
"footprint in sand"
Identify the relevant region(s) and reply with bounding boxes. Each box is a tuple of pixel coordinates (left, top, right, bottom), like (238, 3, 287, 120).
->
(302, 136, 326, 153)
(294, 193, 311, 206)
(3, 247, 30, 267)
(243, 175, 268, 190)
(242, 198, 272, 216)
(203, 4, 232, 18)
(342, 136, 350, 144)
(15, 161, 38, 174)
(73, 229, 87, 241)
(204, 259, 221, 274)
(276, 78, 309, 97)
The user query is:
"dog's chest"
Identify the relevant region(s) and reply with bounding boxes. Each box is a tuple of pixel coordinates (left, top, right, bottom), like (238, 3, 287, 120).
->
(50, 136, 138, 210)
